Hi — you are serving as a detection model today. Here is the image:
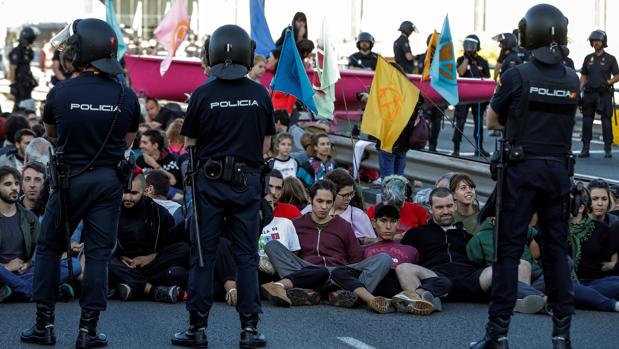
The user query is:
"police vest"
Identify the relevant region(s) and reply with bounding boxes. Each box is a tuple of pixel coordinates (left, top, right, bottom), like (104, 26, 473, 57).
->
(506, 62, 579, 156)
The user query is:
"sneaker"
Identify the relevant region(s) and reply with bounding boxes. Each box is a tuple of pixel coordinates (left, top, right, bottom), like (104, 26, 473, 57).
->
(287, 288, 321, 306)
(57, 283, 74, 302)
(368, 296, 396, 314)
(260, 282, 291, 307)
(514, 295, 546, 314)
(258, 256, 276, 275)
(0, 285, 12, 302)
(420, 290, 442, 312)
(327, 290, 358, 308)
(118, 283, 133, 301)
(225, 288, 237, 306)
(391, 291, 434, 315)
(152, 285, 181, 304)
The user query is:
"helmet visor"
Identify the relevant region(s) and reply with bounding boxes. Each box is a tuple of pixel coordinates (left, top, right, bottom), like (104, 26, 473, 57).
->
(50, 21, 77, 51)
(463, 38, 478, 52)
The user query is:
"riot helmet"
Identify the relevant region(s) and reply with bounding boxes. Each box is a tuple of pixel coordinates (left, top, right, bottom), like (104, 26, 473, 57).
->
(588, 30, 607, 48)
(208, 24, 255, 80)
(51, 18, 123, 75)
(518, 4, 568, 64)
(463, 34, 481, 52)
(19, 27, 38, 46)
(493, 33, 518, 50)
(398, 21, 418, 36)
(356, 32, 375, 51)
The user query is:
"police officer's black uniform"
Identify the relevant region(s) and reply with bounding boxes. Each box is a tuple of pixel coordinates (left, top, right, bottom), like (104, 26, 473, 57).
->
(453, 35, 491, 157)
(172, 25, 275, 349)
(579, 30, 619, 158)
(393, 21, 417, 74)
(495, 33, 522, 77)
(9, 27, 38, 108)
(470, 5, 577, 349)
(348, 32, 378, 70)
(20, 19, 140, 349)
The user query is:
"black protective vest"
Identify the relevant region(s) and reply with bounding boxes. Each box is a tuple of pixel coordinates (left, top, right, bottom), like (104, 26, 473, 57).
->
(506, 62, 579, 156)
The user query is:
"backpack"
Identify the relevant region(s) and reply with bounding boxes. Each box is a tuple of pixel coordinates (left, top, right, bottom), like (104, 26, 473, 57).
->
(408, 116, 430, 150)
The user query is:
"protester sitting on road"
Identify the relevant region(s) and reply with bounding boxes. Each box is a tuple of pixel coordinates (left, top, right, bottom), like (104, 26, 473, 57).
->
(144, 170, 183, 225)
(301, 169, 376, 244)
(413, 172, 456, 210)
(365, 202, 452, 315)
(291, 132, 314, 177)
(267, 133, 300, 179)
(145, 97, 161, 128)
(261, 180, 396, 313)
(300, 132, 337, 184)
(367, 175, 429, 237)
(0, 114, 30, 153)
(609, 185, 619, 218)
(587, 179, 619, 226)
(279, 176, 311, 211)
(165, 118, 187, 157)
(137, 129, 183, 189)
(24, 137, 52, 166)
(109, 173, 189, 304)
(0, 166, 78, 303)
(0, 128, 35, 172)
(449, 173, 481, 235)
(266, 170, 302, 220)
(18, 161, 45, 212)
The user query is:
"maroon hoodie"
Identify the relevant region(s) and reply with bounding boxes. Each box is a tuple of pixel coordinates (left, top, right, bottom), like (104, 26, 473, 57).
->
(293, 212, 363, 266)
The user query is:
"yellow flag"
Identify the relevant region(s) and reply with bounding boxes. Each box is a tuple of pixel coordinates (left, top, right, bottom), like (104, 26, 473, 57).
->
(361, 56, 420, 153)
(421, 30, 439, 82)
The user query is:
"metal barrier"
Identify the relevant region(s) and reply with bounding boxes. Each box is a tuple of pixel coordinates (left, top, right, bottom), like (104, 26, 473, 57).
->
(331, 134, 619, 199)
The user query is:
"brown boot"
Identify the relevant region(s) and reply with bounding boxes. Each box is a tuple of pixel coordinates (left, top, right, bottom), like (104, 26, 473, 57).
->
(367, 296, 396, 314)
(260, 282, 291, 307)
(391, 291, 435, 315)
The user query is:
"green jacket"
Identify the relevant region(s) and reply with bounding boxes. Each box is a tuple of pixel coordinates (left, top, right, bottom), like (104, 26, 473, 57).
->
(466, 218, 539, 268)
(0, 204, 39, 260)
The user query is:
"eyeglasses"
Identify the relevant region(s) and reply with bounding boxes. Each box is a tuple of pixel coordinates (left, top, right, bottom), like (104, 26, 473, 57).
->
(337, 191, 356, 199)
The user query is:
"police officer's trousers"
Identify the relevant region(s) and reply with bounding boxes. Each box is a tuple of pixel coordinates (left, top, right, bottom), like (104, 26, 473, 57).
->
(489, 159, 574, 318)
(453, 103, 488, 147)
(424, 106, 444, 148)
(186, 171, 262, 315)
(581, 91, 614, 145)
(32, 168, 122, 311)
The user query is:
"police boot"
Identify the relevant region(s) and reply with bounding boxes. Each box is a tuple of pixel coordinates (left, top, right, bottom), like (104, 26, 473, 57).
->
(551, 315, 572, 349)
(429, 143, 437, 152)
(171, 311, 208, 348)
(20, 303, 56, 345)
(75, 309, 107, 349)
(604, 143, 612, 158)
(239, 313, 266, 349)
(578, 142, 590, 158)
(451, 143, 460, 157)
(469, 316, 510, 349)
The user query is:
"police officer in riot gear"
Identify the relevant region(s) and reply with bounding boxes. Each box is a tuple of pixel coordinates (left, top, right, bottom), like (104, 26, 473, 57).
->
(470, 4, 578, 349)
(578, 29, 619, 158)
(171, 24, 275, 349)
(20, 18, 140, 348)
(493, 33, 522, 79)
(393, 21, 418, 74)
(348, 32, 378, 70)
(9, 26, 39, 110)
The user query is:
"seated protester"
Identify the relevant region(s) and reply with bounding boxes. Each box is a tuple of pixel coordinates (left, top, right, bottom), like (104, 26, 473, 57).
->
(449, 174, 481, 235)
(299, 133, 337, 185)
(367, 175, 429, 237)
(274, 109, 290, 134)
(0, 114, 30, 155)
(166, 118, 188, 158)
(24, 137, 52, 166)
(290, 132, 314, 174)
(280, 176, 311, 211)
(267, 170, 302, 220)
(412, 172, 456, 211)
(261, 180, 396, 313)
(365, 202, 452, 315)
(151, 103, 183, 130)
(301, 169, 376, 244)
(109, 173, 190, 304)
(137, 129, 183, 189)
(19, 162, 45, 212)
(144, 169, 183, 225)
(609, 184, 619, 218)
(145, 97, 161, 127)
(0, 166, 78, 302)
(267, 133, 299, 179)
(0, 128, 36, 172)
(401, 188, 493, 304)
(588, 179, 619, 226)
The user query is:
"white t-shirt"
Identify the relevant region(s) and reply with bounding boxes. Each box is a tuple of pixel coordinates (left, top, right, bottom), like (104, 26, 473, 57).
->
(258, 217, 301, 256)
(153, 199, 181, 217)
(272, 157, 298, 178)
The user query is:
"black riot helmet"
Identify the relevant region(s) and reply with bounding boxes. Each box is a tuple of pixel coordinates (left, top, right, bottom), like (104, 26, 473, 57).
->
(51, 18, 123, 75)
(493, 32, 518, 50)
(588, 30, 608, 48)
(518, 4, 568, 64)
(209, 24, 255, 80)
(398, 21, 418, 36)
(463, 34, 481, 52)
(19, 27, 38, 46)
(356, 32, 375, 50)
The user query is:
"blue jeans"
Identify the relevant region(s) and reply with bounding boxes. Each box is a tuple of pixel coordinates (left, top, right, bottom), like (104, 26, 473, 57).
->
(574, 276, 619, 311)
(378, 150, 406, 179)
(0, 257, 81, 299)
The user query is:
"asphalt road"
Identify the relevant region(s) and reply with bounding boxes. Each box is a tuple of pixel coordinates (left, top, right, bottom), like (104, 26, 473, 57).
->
(2, 300, 618, 349)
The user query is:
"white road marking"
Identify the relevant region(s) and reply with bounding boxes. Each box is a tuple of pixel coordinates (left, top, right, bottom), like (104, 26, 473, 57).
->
(337, 337, 377, 349)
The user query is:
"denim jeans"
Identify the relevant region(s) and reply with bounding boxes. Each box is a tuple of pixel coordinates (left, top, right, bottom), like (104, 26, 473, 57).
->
(378, 149, 406, 179)
(575, 276, 619, 311)
(0, 257, 81, 299)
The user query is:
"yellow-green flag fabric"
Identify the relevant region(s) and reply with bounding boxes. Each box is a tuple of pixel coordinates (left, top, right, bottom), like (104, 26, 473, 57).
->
(361, 56, 420, 153)
(421, 30, 439, 82)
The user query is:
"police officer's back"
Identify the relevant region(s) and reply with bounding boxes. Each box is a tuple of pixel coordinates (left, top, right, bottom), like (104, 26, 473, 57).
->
(393, 21, 417, 74)
(21, 19, 139, 349)
(9, 27, 38, 109)
(172, 24, 275, 349)
(471, 4, 578, 349)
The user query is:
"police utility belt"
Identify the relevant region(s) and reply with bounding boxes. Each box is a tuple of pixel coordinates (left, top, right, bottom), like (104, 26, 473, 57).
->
(490, 143, 575, 179)
(202, 156, 262, 191)
(584, 84, 612, 95)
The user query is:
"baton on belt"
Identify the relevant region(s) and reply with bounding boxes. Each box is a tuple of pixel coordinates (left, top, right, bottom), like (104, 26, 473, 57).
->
(186, 146, 204, 268)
